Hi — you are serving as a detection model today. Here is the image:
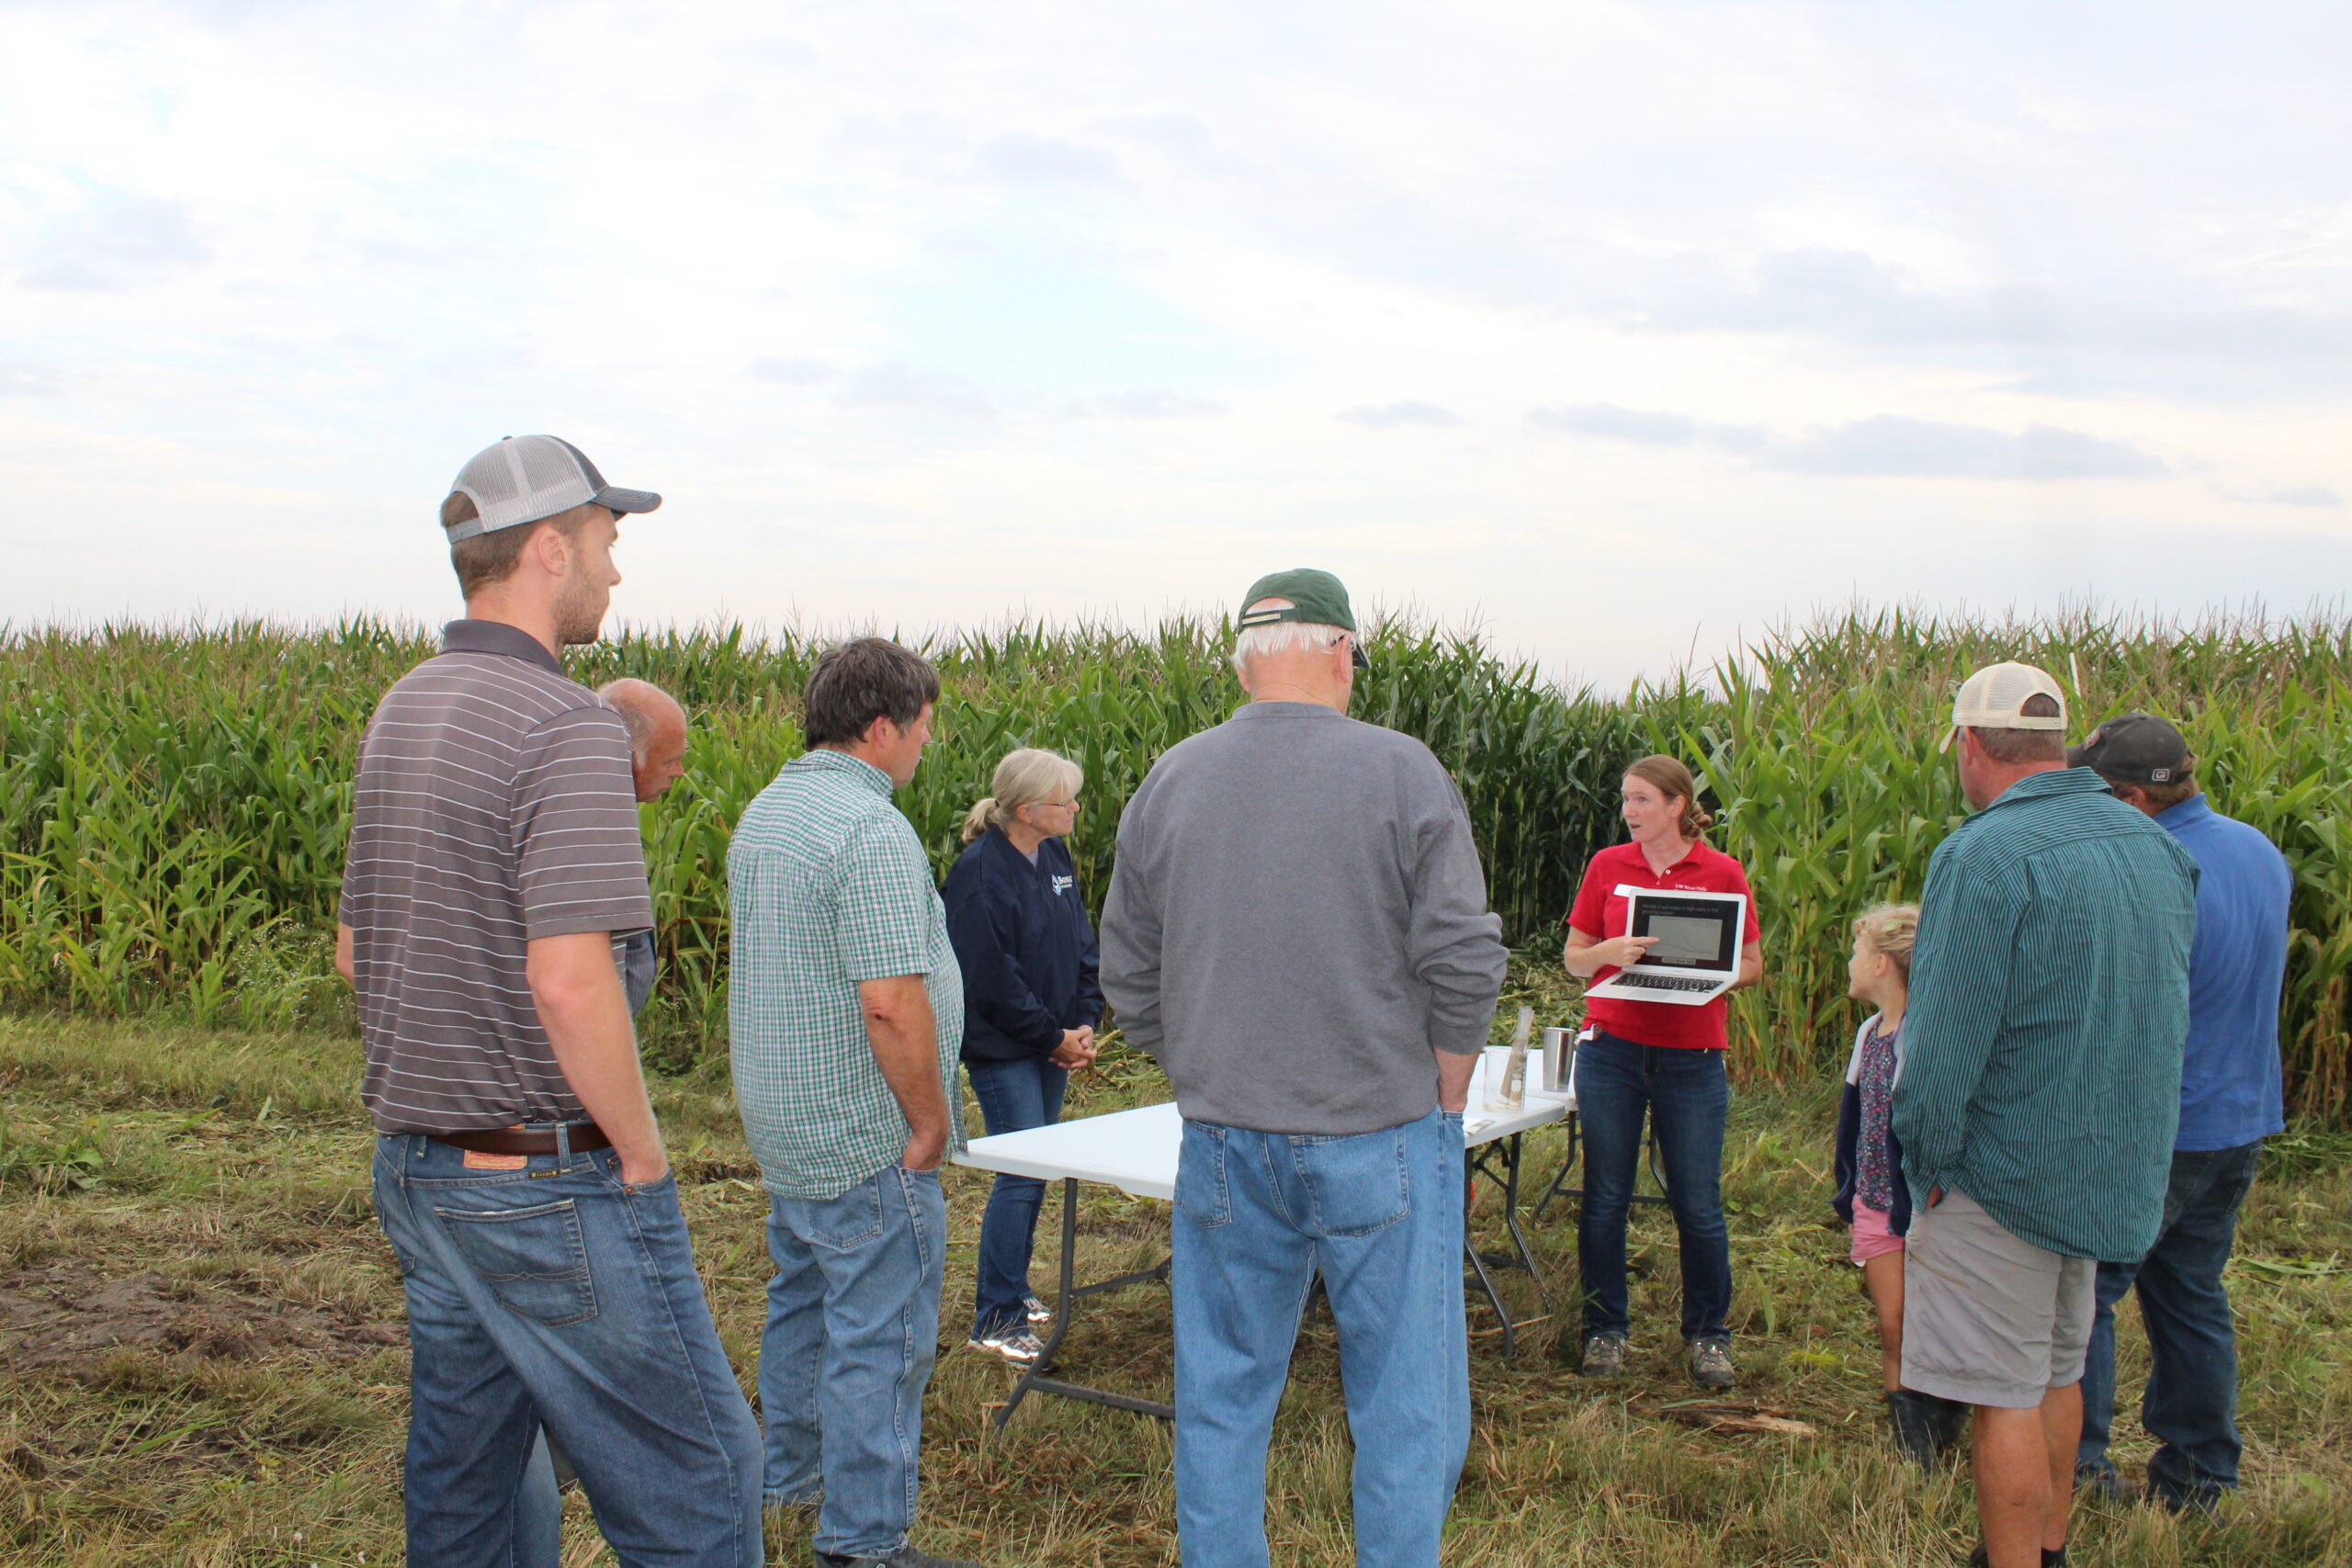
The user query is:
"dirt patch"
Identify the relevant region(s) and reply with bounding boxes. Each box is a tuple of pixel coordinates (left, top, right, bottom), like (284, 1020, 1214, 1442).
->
(0, 1262, 404, 1378)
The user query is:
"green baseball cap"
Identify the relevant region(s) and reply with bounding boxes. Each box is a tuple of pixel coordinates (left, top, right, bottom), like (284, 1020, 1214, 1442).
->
(1238, 568, 1368, 667)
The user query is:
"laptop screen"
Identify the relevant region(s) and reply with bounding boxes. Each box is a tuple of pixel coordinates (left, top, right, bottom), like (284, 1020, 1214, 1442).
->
(1628, 893, 1740, 973)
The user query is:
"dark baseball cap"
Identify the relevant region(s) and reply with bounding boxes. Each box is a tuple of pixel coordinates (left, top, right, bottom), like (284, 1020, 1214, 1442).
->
(1238, 568, 1369, 668)
(2068, 712, 2194, 785)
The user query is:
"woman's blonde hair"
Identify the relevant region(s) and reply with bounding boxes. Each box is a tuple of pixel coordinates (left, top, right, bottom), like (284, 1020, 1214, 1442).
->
(961, 748, 1084, 844)
(1623, 754, 1714, 840)
(1850, 903, 1920, 981)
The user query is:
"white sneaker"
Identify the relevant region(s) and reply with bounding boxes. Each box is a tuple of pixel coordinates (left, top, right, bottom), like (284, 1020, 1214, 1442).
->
(967, 1327, 1045, 1366)
(1022, 1295, 1052, 1325)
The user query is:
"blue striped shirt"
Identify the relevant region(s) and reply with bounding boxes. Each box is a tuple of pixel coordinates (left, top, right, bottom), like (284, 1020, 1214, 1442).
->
(1894, 766, 2199, 1261)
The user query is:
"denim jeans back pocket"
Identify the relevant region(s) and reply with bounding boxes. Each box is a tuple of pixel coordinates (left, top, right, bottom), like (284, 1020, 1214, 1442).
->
(1175, 1122, 1229, 1228)
(788, 1172, 888, 1252)
(432, 1198, 598, 1326)
(1293, 1126, 1409, 1238)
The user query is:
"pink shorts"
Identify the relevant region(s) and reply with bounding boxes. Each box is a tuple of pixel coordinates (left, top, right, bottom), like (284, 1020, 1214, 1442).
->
(1850, 1199, 1905, 1265)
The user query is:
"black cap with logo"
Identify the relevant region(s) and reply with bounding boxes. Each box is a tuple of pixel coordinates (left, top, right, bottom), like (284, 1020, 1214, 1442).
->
(2067, 712, 2194, 785)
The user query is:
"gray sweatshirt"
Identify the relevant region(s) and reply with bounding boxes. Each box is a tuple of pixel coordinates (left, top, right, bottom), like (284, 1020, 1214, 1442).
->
(1099, 701, 1508, 1134)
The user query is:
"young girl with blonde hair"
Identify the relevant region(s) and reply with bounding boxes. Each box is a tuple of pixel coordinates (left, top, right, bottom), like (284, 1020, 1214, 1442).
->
(1833, 901, 1967, 1465)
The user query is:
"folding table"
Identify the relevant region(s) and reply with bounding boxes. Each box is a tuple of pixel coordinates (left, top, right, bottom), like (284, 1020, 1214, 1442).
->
(953, 1048, 1570, 1427)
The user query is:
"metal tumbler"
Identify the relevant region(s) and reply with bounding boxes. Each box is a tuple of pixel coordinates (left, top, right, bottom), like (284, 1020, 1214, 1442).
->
(1538, 1026, 1576, 1094)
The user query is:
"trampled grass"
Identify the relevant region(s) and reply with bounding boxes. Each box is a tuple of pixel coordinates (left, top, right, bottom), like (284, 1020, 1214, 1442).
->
(4, 980, 2347, 1566)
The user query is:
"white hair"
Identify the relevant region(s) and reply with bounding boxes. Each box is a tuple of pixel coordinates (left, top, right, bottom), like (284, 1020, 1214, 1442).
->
(596, 678, 682, 760)
(1230, 616, 1348, 674)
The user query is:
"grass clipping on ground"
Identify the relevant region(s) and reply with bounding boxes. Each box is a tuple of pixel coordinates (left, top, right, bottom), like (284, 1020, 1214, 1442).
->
(1, 1006, 2347, 1567)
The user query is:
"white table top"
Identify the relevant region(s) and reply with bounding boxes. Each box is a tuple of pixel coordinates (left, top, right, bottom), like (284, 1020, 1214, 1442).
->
(956, 1047, 1571, 1201)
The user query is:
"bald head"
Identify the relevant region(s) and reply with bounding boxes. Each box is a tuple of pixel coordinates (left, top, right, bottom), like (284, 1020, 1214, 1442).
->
(598, 678, 689, 802)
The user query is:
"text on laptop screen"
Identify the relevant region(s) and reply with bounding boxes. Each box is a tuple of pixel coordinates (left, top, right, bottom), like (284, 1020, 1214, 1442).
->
(1644, 915, 1726, 966)
(1628, 894, 1740, 973)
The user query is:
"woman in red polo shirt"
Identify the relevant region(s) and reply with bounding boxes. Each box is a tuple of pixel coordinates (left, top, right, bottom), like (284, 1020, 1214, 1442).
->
(1562, 753, 1762, 1391)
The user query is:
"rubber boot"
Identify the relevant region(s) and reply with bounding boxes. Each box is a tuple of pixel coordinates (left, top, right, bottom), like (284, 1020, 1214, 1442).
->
(1885, 1389, 1941, 1468)
(1924, 1390, 1973, 1457)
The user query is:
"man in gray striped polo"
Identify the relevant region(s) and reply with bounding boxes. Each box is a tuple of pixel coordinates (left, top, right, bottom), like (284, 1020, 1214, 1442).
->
(340, 436, 762, 1567)
(1894, 661, 2198, 1568)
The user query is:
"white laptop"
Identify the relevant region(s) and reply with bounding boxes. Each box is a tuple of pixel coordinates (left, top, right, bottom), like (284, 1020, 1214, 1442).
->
(1582, 886, 1746, 1007)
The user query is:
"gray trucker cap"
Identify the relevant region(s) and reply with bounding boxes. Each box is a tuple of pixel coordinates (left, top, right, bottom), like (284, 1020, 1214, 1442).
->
(443, 434, 662, 541)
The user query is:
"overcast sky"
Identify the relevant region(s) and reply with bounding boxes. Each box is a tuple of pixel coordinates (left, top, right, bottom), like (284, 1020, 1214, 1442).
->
(4, 0, 2348, 686)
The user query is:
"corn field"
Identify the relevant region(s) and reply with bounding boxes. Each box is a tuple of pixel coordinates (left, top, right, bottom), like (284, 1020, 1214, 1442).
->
(3, 609, 2348, 1122)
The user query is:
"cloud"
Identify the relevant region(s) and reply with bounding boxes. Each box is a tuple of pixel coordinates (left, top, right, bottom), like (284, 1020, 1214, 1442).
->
(973, 131, 1125, 186)
(749, 356, 836, 385)
(834, 110, 967, 180)
(1763, 418, 2166, 479)
(1065, 390, 1228, 419)
(1530, 403, 1700, 446)
(1533, 402, 2165, 479)
(0, 360, 63, 398)
(1644, 249, 2352, 396)
(737, 37, 815, 69)
(1526, 402, 1767, 453)
(21, 198, 210, 292)
(1336, 400, 1464, 430)
(2213, 481, 2343, 508)
(1094, 110, 1248, 174)
(835, 362, 993, 418)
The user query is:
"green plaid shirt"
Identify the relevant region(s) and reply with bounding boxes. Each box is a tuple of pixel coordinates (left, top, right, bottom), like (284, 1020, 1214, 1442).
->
(728, 749, 965, 1200)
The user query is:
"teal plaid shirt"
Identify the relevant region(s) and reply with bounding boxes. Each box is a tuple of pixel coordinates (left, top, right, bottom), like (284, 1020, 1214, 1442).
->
(727, 749, 965, 1200)
(1894, 767, 2198, 1261)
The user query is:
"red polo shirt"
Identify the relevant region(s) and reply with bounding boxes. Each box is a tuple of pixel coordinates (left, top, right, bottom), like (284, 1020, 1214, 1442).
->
(1567, 840, 1761, 1052)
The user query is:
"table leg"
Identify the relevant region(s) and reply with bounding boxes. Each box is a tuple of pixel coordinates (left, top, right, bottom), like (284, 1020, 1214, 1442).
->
(1463, 1133, 1554, 1356)
(1498, 1132, 1548, 1317)
(1462, 1231, 1515, 1359)
(992, 1179, 1174, 1428)
(1532, 1112, 1672, 1222)
(1532, 1112, 1580, 1222)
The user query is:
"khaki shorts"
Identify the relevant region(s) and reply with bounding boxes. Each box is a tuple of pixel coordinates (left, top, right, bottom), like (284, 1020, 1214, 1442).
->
(1899, 1189, 2094, 1409)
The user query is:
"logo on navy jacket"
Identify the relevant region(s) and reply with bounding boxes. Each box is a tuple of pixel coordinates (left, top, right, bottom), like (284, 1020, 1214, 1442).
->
(1050, 874, 1076, 897)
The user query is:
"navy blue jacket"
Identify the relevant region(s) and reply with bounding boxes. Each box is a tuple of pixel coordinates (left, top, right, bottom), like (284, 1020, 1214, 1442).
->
(1832, 1081, 1913, 1235)
(1830, 1014, 1914, 1236)
(942, 829, 1104, 1064)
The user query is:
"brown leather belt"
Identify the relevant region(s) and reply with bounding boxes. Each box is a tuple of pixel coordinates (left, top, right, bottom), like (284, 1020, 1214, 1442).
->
(428, 1122, 612, 1156)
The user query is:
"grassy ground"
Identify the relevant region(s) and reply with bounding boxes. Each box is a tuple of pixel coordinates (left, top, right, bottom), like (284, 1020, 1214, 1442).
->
(3, 997, 2347, 1566)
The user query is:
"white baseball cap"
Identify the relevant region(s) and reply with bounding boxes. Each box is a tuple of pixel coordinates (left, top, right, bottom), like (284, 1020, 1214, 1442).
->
(443, 434, 662, 541)
(1940, 660, 2068, 752)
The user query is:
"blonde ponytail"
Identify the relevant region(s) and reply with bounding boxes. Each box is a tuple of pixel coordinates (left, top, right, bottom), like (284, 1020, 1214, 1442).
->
(961, 748, 1085, 844)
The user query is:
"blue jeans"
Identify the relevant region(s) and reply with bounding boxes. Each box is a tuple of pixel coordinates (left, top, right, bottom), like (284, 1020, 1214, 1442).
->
(1170, 1108, 1469, 1568)
(760, 1161, 947, 1560)
(513, 1432, 561, 1566)
(370, 1133, 763, 1568)
(2078, 1139, 2262, 1506)
(965, 1055, 1069, 1337)
(1573, 1032, 1733, 1341)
